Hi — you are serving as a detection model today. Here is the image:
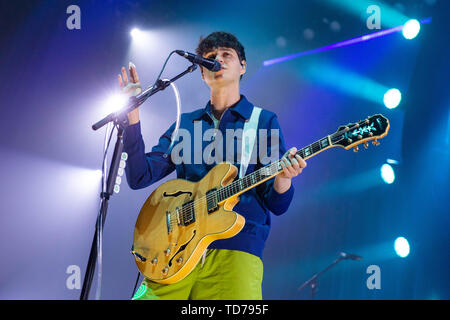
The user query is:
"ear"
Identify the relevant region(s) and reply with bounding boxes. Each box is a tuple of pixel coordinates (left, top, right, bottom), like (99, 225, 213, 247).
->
(240, 60, 247, 75)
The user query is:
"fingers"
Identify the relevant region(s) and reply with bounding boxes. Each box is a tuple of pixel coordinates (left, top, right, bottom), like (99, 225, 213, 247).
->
(280, 148, 307, 178)
(296, 154, 307, 169)
(129, 61, 139, 83)
(118, 74, 124, 89)
(118, 62, 140, 93)
(281, 157, 296, 177)
(289, 147, 297, 157)
(121, 66, 129, 86)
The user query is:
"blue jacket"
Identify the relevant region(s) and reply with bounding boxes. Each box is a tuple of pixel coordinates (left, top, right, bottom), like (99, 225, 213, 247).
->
(123, 95, 294, 259)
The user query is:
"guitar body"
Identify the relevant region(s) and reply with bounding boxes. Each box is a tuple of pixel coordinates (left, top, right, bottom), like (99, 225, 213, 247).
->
(132, 162, 245, 284)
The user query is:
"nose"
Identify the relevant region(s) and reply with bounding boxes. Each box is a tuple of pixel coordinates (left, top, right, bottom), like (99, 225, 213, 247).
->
(215, 54, 225, 64)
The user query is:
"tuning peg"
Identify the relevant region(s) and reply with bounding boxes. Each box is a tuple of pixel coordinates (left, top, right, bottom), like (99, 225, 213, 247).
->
(372, 139, 380, 146)
(364, 142, 369, 149)
(353, 146, 359, 152)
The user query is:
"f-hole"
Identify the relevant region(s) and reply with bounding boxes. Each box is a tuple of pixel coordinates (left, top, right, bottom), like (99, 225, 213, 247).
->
(168, 230, 196, 267)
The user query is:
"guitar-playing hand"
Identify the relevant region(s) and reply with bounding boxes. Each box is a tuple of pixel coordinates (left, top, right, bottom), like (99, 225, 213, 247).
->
(274, 147, 306, 194)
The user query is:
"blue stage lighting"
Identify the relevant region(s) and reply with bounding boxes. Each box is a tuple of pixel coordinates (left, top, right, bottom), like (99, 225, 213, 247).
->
(380, 163, 395, 184)
(402, 19, 421, 39)
(394, 237, 410, 257)
(383, 88, 402, 109)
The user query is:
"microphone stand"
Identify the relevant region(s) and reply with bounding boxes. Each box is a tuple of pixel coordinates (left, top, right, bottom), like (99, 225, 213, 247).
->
(297, 252, 361, 300)
(80, 63, 197, 300)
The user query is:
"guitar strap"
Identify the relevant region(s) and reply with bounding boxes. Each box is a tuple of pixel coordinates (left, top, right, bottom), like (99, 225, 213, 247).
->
(239, 106, 262, 179)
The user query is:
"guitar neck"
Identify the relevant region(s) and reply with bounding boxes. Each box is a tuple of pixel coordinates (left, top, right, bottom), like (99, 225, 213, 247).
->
(216, 135, 333, 203)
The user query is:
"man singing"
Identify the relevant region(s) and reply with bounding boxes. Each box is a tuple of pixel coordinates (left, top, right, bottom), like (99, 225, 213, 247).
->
(120, 31, 306, 300)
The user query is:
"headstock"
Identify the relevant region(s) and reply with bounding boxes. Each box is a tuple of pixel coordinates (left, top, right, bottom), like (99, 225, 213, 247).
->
(331, 114, 390, 151)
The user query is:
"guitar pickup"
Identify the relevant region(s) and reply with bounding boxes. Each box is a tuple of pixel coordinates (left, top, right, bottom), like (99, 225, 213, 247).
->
(181, 200, 195, 226)
(206, 188, 219, 214)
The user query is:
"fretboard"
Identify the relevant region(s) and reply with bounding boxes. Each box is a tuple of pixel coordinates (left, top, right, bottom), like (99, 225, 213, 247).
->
(216, 135, 332, 203)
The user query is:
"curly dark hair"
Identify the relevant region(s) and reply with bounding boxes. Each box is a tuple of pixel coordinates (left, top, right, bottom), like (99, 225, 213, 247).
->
(195, 31, 246, 80)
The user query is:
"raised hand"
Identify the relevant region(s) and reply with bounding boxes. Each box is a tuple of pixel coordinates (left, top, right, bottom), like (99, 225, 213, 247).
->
(118, 62, 142, 125)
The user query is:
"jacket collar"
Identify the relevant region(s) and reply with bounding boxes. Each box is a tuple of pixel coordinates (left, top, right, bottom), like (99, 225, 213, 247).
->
(193, 95, 253, 122)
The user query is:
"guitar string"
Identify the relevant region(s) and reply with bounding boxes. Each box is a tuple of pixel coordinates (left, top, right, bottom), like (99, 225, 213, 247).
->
(170, 160, 280, 226)
(170, 122, 373, 226)
(173, 131, 348, 226)
(171, 139, 319, 227)
(171, 129, 353, 226)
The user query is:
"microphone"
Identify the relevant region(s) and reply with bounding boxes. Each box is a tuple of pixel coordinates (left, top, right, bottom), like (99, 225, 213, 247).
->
(175, 50, 221, 72)
(339, 252, 363, 261)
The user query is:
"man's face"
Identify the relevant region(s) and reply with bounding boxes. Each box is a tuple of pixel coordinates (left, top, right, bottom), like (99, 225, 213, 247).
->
(201, 47, 246, 87)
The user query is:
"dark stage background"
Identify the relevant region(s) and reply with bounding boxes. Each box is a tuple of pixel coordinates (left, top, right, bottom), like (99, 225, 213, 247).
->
(0, 0, 448, 300)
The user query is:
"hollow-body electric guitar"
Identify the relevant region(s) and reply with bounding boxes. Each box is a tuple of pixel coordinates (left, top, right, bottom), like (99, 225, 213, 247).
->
(131, 114, 390, 284)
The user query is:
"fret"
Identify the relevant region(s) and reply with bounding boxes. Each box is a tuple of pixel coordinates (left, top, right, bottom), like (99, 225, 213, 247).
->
(218, 136, 332, 201)
(250, 173, 256, 185)
(303, 146, 312, 157)
(214, 135, 335, 203)
(320, 136, 330, 149)
(312, 142, 320, 153)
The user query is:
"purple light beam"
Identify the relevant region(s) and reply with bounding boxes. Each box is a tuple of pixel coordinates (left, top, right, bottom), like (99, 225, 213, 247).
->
(263, 18, 432, 67)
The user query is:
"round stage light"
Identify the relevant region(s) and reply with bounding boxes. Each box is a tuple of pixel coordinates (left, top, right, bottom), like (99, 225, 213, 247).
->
(380, 163, 395, 184)
(394, 237, 410, 258)
(402, 19, 421, 40)
(383, 88, 402, 109)
(130, 28, 142, 39)
(104, 93, 128, 113)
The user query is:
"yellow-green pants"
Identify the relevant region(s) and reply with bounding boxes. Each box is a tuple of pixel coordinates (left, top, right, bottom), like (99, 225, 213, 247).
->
(132, 249, 263, 300)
